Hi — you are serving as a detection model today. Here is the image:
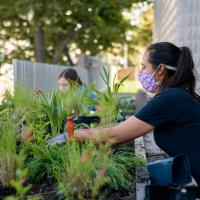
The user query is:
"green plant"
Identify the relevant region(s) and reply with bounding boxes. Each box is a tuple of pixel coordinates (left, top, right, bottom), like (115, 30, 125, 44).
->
(26, 142, 65, 183)
(0, 118, 25, 187)
(38, 89, 67, 136)
(60, 84, 93, 116)
(4, 169, 33, 200)
(5, 85, 46, 133)
(57, 140, 145, 200)
(13, 85, 38, 120)
(58, 141, 111, 200)
(96, 67, 130, 125)
(0, 83, 145, 199)
(0, 89, 14, 112)
(23, 129, 145, 199)
(107, 147, 145, 190)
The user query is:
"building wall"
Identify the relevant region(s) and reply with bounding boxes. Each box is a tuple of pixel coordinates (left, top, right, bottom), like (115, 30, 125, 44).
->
(154, 0, 200, 92)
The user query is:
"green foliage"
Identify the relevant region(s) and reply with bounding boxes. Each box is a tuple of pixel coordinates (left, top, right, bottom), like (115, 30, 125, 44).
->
(0, 90, 14, 112)
(96, 67, 130, 125)
(0, 0, 148, 64)
(127, 3, 153, 66)
(0, 118, 25, 187)
(13, 86, 37, 115)
(0, 84, 145, 199)
(60, 84, 94, 116)
(11, 85, 45, 128)
(25, 131, 145, 199)
(58, 141, 145, 199)
(4, 169, 33, 200)
(37, 85, 94, 135)
(38, 89, 67, 135)
(26, 141, 66, 183)
(107, 147, 145, 190)
(58, 141, 111, 200)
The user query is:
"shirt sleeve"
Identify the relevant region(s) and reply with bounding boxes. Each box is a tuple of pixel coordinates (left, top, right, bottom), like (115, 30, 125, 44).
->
(135, 90, 179, 128)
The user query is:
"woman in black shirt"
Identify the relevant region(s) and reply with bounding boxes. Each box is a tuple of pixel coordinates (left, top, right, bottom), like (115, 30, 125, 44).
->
(76, 42, 200, 184)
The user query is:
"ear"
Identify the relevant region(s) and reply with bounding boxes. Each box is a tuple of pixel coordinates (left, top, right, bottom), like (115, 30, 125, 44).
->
(157, 64, 165, 75)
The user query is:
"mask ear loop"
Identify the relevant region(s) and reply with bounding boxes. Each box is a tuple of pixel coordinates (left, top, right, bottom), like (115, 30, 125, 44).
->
(165, 64, 177, 71)
(155, 64, 176, 86)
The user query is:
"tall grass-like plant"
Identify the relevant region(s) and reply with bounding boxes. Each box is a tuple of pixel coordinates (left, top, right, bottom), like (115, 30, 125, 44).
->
(21, 123, 64, 183)
(27, 142, 66, 183)
(37, 89, 67, 136)
(5, 85, 46, 134)
(58, 141, 111, 200)
(0, 119, 25, 187)
(97, 67, 130, 126)
(35, 85, 95, 136)
(60, 84, 93, 116)
(107, 147, 145, 190)
(13, 85, 39, 121)
(58, 141, 145, 199)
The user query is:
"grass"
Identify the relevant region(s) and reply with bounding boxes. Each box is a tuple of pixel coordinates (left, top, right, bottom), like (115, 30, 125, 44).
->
(60, 84, 92, 116)
(96, 67, 130, 126)
(38, 89, 67, 136)
(58, 141, 111, 200)
(0, 117, 25, 187)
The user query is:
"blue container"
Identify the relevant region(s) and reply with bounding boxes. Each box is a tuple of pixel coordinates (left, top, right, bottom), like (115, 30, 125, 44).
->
(147, 154, 192, 186)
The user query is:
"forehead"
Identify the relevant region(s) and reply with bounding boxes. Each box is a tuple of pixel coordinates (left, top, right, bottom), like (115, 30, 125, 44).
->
(58, 77, 68, 84)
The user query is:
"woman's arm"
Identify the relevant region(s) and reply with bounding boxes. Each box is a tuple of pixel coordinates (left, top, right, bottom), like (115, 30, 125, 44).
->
(75, 116, 154, 144)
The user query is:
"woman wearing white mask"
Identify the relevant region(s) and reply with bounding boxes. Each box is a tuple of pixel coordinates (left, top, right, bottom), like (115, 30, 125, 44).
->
(75, 42, 200, 185)
(58, 68, 96, 112)
(58, 68, 83, 91)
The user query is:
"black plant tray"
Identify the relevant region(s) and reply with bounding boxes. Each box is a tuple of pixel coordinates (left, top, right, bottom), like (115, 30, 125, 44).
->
(73, 115, 101, 126)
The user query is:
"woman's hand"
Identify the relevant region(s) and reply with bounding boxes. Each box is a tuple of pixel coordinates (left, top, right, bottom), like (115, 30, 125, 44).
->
(75, 127, 113, 143)
(75, 116, 154, 144)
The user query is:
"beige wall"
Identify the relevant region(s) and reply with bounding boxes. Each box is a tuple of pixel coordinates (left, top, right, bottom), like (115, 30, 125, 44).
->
(154, 0, 200, 92)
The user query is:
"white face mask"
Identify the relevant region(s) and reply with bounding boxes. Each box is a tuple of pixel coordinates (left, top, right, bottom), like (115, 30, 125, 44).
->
(58, 77, 69, 92)
(59, 84, 69, 92)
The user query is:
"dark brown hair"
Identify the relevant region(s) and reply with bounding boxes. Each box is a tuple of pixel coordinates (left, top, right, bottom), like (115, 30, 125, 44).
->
(58, 68, 82, 86)
(146, 42, 200, 100)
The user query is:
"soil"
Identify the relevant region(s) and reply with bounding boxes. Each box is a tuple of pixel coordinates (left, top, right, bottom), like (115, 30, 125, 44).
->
(104, 188, 136, 200)
(0, 183, 57, 200)
(0, 183, 136, 200)
(0, 186, 15, 199)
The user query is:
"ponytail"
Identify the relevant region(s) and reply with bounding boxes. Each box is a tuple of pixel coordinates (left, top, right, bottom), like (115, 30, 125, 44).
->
(173, 47, 194, 86)
(173, 47, 200, 100)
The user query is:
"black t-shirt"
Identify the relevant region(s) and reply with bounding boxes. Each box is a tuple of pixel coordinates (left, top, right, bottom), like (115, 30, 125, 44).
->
(135, 86, 200, 184)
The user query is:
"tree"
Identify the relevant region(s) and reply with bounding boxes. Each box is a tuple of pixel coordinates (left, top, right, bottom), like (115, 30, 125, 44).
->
(104, 2, 153, 68)
(0, 0, 148, 65)
(128, 3, 153, 66)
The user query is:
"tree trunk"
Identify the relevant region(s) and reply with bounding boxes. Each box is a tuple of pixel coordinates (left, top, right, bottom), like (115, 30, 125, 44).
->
(65, 47, 74, 66)
(35, 25, 46, 63)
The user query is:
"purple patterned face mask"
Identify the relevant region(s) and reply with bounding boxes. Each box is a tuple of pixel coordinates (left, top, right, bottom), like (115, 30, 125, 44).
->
(138, 64, 176, 93)
(138, 71, 160, 93)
